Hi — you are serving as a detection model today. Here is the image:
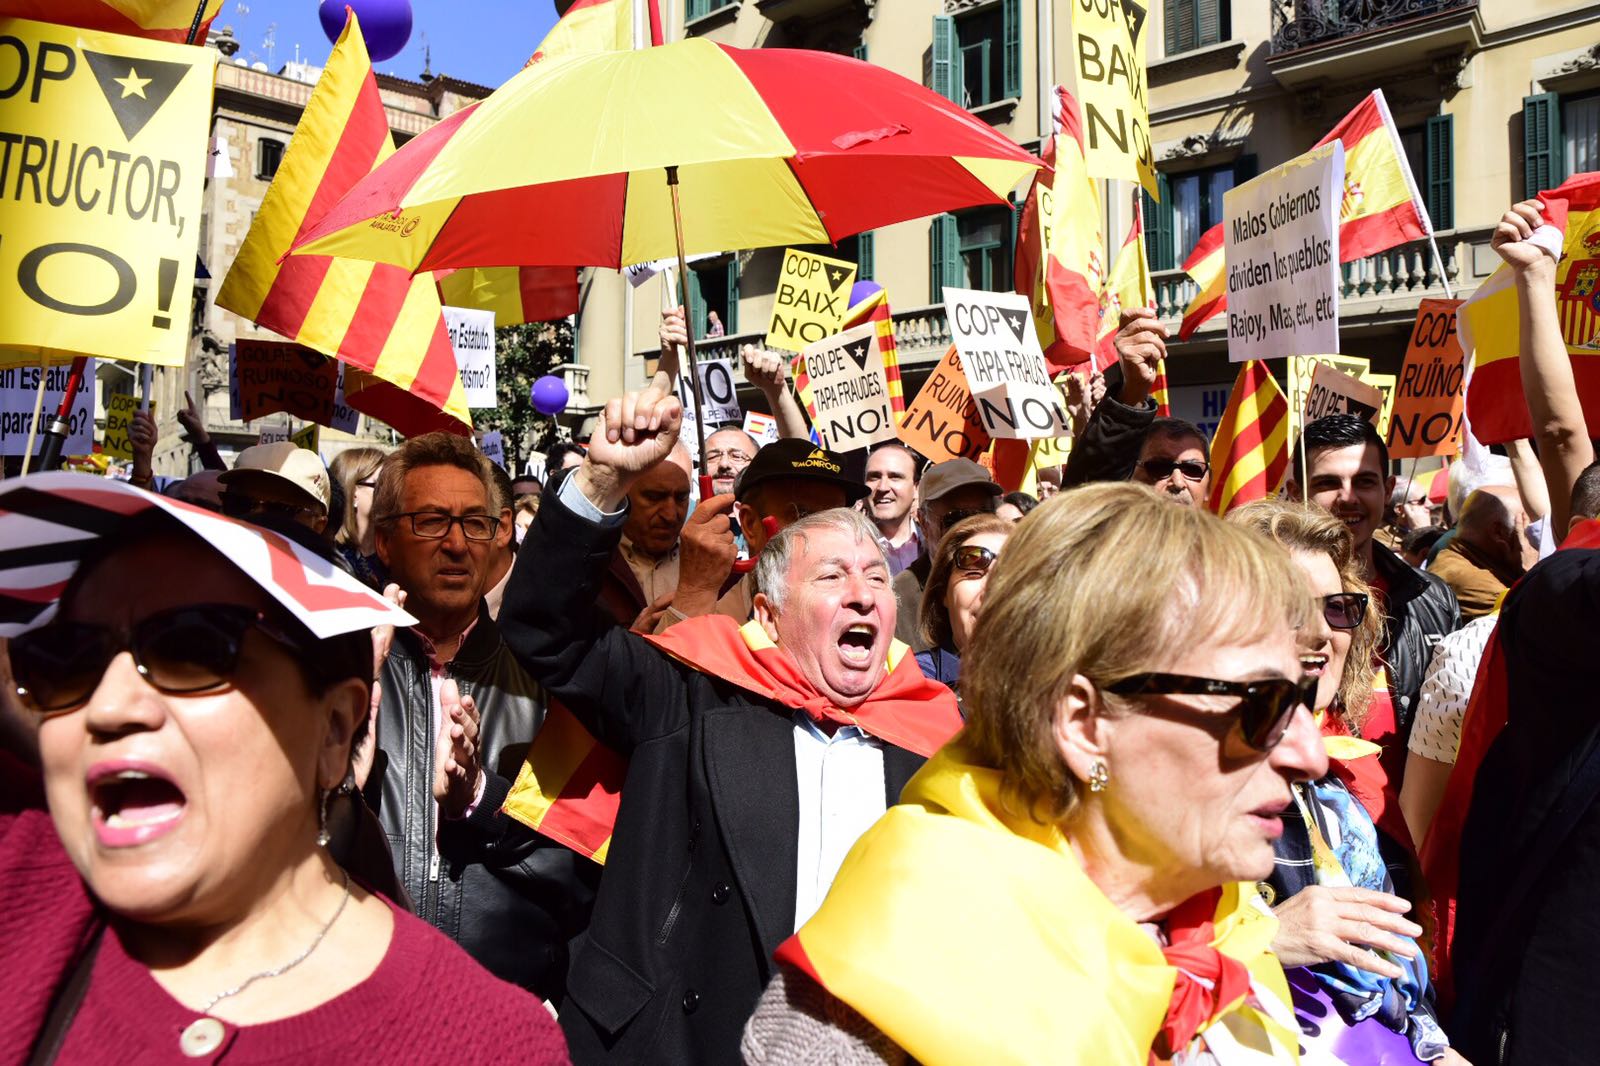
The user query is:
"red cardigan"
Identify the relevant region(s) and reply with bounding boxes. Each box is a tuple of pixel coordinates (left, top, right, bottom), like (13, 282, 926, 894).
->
(0, 755, 569, 1064)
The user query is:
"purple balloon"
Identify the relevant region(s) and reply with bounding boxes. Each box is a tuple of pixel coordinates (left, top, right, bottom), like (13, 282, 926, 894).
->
(319, 0, 414, 63)
(848, 280, 884, 308)
(530, 375, 569, 416)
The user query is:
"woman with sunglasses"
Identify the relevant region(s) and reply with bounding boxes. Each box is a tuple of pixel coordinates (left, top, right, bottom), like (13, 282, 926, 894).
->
(1230, 500, 1464, 1064)
(743, 483, 1326, 1064)
(913, 513, 1012, 692)
(0, 477, 566, 1064)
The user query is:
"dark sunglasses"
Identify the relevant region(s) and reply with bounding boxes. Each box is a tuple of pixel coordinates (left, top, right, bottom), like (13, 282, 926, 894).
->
(940, 505, 995, 534)
(954, 544, 997, 576)
(11, 604, 309, 714)
(1322, 592, 1369, 631)
(221, 493, 322, 522)
(1102, 672, 1319, 752)
(1136, 458, 1210, 482)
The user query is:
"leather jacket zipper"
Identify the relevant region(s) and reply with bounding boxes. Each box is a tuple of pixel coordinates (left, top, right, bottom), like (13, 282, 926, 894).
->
(656, 818, 700, 945)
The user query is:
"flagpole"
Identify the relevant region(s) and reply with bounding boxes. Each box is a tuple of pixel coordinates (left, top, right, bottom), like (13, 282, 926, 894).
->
(18, 367, 48, 477)
(1427, 232, 1454, 300)
(1294, 356, 1308, 503)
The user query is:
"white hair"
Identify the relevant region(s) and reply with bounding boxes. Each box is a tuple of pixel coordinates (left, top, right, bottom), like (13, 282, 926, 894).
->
(754, 508, 887, 612)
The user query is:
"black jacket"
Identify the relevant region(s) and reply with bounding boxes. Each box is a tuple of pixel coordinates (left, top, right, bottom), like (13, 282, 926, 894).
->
(368, 603, 597, 1000)
(1371, 540, 1460, 733)
(499, 477, 927, 1066)
(1063, 364, 1157, 488)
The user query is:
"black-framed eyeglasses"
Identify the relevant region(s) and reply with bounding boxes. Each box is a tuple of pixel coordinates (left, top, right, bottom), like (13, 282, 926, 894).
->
(381, 511, 499, 541)
(954, 544, 997, 577)
(11, 604, 310, 714)
(1136, 458, 1210, 482)
(1101, 672, 1319, 752)
(1322, 592, 1369, 631)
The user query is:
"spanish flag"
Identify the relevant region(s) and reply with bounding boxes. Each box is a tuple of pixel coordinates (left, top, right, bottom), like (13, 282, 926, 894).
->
(530, 0, 662, 60)
(1207, 360, 1290, 514)
(0, 0, 219, 42)
(1179, 90, 1431, 339)
(216, 11, 472, 436)
(1459, 170, 1600, 445)
(435, 266, 580, 327)
(1015, 87, 1104, 371)
(1093, 194, 1154, 371)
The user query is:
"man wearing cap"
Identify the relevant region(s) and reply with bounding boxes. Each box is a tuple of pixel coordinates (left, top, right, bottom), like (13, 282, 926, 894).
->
(658, 438, 869, 629)
(219, 441, 332, 534)
(891, 458, 1001, 650)
(499, 382, 961, 1065)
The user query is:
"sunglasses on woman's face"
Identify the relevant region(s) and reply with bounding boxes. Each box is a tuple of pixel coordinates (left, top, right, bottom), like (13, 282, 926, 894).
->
(953, 544, 997, 577)
(1101, 672, 1320, 752)
(1322, 592, 1369, 631)
(11, 604, 309, 714)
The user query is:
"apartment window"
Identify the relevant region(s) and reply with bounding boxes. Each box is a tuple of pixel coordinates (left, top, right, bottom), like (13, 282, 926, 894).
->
(1164, 0, 1227, 55)
(838, 231, 875, 281)
(931, 2, 1020, 109)
(1398, 116, 1454, 230)
(687, 260, 738, 339)
(930, 207, 1013, 299)
(686, 0, 735, 19)
(256, 137, 284, 181)
(1566, 92, 1600, 179)
(1143, 160, 1250, 271)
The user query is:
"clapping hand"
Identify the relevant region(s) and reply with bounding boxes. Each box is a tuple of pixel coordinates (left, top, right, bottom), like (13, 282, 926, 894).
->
(433, 678, 482, 819)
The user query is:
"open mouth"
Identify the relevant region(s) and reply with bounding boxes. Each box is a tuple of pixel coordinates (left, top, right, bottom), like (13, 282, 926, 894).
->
(89, 765, 187, 846)
(837, 623, 877, 668)
(1299, 652, 1329, 677)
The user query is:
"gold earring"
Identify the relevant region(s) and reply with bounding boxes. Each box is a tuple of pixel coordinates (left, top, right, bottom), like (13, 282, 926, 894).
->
(1088, 761, 1110, 793)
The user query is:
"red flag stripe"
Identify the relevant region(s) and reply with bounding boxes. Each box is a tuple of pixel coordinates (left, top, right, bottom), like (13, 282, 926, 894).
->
(293, 75, 393, 245)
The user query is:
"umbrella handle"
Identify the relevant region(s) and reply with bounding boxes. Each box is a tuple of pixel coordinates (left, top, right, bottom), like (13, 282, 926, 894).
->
(665, 166, 709, 476)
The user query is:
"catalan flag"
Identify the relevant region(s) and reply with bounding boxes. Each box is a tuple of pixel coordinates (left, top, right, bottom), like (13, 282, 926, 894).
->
(435, 266, 580, 327)
(0, 0, 219, 42)
(216, 10, 471, 436)
(1179, 90, 1431, 339)
(530, 0, 661, 60)
(1459, 170, 1600, 444)
(1015, 87, 1104, 371)
(1152, 358, 1171, 417)
(1093, 193, 1154, 372)
(1207, 360, 1290, 514)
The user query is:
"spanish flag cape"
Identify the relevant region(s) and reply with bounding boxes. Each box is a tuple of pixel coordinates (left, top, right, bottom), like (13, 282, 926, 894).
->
(774, 742, 1301, 1065)
(502, 618, 962, 862)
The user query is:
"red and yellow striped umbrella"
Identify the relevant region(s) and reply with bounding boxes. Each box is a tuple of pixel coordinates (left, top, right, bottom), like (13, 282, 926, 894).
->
(289, 37, 1042, 272)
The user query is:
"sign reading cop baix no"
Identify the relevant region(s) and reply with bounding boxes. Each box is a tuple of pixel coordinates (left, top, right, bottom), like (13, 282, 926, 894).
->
(765, 249, 856, 353)
(943, 287, 1070, 440)
(0, 18, 209, 366)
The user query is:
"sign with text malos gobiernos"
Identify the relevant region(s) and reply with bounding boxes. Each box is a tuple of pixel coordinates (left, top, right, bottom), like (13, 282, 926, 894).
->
(897, 345, 990, 463)
(800, 323, 896, 452)
(0, 18, 208, 365)
(1387, 298, 1466, 459)
(765, 249, 857, 353)
(943, 287, 1070, 440)
(1070, 0, 1157, 196)
(1223, 142, 1344, 362)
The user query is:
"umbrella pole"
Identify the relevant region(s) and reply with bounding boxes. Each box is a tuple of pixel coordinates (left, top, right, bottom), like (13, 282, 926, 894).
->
(665, 166, 708, 476)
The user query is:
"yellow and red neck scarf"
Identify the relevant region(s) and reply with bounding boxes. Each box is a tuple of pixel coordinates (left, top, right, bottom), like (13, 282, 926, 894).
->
(775, 742, 1299, 1065)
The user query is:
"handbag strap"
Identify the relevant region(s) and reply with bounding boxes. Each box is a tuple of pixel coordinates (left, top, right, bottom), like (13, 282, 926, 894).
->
(27, 922, 104, 1066)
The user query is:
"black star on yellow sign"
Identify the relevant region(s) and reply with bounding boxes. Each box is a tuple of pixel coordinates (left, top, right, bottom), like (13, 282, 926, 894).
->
(83, 50, 193, 140)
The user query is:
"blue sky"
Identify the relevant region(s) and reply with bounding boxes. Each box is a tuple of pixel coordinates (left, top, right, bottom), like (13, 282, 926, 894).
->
(221, 1, 560, 89)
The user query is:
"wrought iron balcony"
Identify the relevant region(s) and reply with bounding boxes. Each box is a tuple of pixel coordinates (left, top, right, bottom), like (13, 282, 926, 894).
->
(1269, 0, 1476, 55)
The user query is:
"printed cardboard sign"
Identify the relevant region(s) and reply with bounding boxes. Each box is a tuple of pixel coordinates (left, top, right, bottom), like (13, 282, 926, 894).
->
(445, 306, 497, 408)
(1070, 0, 1157, 196)
(799, 323, 896, 452)
(0, 362, 94, 456)
(897, 345, 991, 463)
(943, 287, 1070, 440)
(766, 249, 857, 353)
(102, 393, 145, 460)
(1305, 361, 1384, 425)
(1387, 299, 1466, 459)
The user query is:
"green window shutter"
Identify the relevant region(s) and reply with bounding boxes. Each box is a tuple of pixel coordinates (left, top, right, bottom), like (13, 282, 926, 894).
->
(1425, 114, 1454, 231)
(725, 260, 740, 333)
(853, 43, 868, 62)
(1524, 92, 1562, 198)
(1002, 0, 1022, 100)
(930, 214, 960, 301)
(1198, 0, 1223, 47)
(857, 231, 875, 281)
(688, 268, 707, 340)
(1165, 0, 1195, 55)
(932, 16, 958, 105)
(1144, 173, 1174, 271)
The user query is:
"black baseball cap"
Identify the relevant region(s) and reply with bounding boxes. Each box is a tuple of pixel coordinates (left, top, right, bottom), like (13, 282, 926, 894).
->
(733, 439, 869, 505)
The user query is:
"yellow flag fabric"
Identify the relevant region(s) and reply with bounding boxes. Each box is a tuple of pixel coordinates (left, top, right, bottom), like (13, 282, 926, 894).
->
(0, 17, 208, 367)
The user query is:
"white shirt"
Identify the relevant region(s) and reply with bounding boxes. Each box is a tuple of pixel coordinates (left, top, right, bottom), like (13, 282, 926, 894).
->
(791, 713, 886, 931)
(618, 534, 679, 604)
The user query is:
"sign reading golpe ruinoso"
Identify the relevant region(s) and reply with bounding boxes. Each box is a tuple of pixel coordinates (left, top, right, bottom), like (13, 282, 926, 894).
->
(943, 287, 1071, 440)
(800, 323, 896, 452)
(1387, 298, 1466, 459)
(1070, 0, 1157, 196)
(0, 18, 209, 365)
(765, 249, 857, 353)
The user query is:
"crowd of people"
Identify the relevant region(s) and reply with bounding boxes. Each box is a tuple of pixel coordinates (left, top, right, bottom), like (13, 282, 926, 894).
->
(1, 199, 1595, 1065)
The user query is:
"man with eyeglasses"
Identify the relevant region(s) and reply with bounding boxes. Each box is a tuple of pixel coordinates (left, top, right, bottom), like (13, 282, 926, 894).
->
(891, 459, 1002, 650)
(218, 441, 332, 534)
(703, 425, 759, 496)
(366, 431, 595, 1001)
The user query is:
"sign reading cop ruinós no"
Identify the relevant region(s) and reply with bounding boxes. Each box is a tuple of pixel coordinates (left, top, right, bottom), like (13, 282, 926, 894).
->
(1223, 142, 1344, 362)
(800, 323, 896, 452)
(897, 345, 989, 463)
(1070, 0, 1157, 196)
(0, 18, 208, 365)
(765, 249, 857, 353)
(943, 287, 1070, 440)
(445, 306, 497, 408)
(1388, 299, 1467, 459)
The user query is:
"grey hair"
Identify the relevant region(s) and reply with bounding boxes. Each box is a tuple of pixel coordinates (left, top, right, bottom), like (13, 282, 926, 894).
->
(754, 508, 888, 613)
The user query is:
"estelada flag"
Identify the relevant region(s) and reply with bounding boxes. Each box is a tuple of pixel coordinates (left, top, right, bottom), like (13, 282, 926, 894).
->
(1092, 194, 1155, 372)
(1179, 89, 1431, 338)
(0, 0, 219, 42)
(216, 10, 472, 436)
(435, 266, 579, 327)
(1207, 360, 1290, 514)
(501, 618, 962, 863)
(1459, 170, 1600, 445)
(1014, 87, 1104, 371)
(530, 0, 662, 60)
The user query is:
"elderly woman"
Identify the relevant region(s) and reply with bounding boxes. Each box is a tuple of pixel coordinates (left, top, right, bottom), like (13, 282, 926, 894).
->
(742, 482, 1326, 1065)
(329, 446, 387, 587)
(1229, 500, 1462, 1064)
(0, 476, 566, 1063)
(914, 513, 1011, 690)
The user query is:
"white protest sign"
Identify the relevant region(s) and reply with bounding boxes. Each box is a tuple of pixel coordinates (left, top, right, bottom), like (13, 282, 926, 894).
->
(800, 323, 896, 452)
(444, 306, 497, 407)
(942, 287, 1070, 440)
(627, 251, 721, 288)
(258, 422, 290, 445)
(329, 363, 360, 434)
(743, 410, 780, 447)
(676, 358, 741, 434)
(479, 430, 506, 471)
(1304, 361, 1384, 425)
(0, 362, 95, 457)
(1223, 141, 1344, 362)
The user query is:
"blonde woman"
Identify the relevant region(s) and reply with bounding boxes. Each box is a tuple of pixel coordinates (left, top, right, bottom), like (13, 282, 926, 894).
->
(329, 446, 387, 588)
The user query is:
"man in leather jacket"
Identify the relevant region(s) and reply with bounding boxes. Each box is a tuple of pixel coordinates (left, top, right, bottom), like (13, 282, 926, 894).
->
(365, 432, 596, 1000)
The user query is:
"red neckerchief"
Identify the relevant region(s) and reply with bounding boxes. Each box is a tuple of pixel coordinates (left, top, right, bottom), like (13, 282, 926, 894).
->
(1151, 888, 1254, 1061)
(644, 616, 962, 757)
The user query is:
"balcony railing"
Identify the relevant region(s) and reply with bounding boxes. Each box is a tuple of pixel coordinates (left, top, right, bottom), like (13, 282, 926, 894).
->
(1269, 0, 1475, 54)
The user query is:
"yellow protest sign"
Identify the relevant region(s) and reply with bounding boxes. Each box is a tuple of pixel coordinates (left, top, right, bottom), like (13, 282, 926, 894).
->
(290, 422, 320, 453)
(1367, 373, 1395, 437)
(102, 393, 146, 459)
(766, 249, 857, 353)
(1069, 0, 1156, 196)
(0, 18, 209, 366)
